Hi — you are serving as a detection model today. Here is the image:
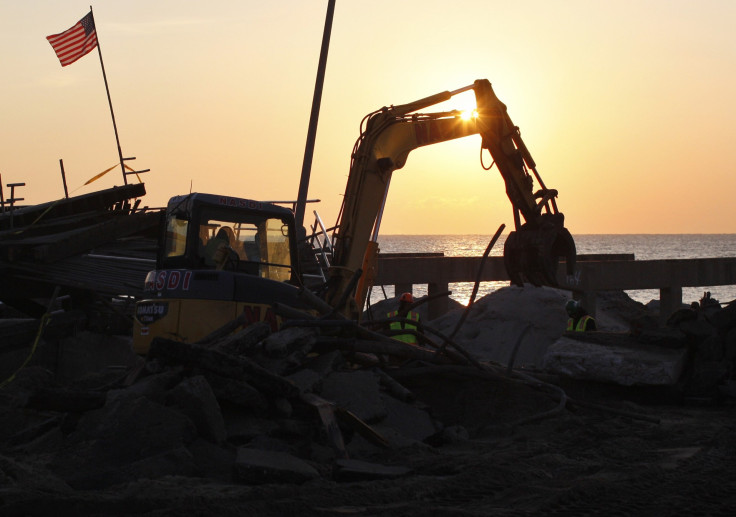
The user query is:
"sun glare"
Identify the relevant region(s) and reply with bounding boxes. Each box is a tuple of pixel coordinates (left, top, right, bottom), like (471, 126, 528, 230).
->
(459, 109, 478, 121)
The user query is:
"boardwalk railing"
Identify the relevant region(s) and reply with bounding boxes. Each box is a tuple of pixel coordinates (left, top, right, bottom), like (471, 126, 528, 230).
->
(374, 253, 736, 322)
(558, 257, 736, 323)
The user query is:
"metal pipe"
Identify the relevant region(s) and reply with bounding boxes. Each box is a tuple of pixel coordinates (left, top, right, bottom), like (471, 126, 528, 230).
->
(295, 0, 336, 231)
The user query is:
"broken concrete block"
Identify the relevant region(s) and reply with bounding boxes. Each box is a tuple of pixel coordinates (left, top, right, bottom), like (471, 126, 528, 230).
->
(0, 453, 71, 493)
(201, 371, 269, 412)
(223, 413, 279, 444)
(304, 350, 345, 376)
(0, 366, 55, 408)
(380, 394, 438, 442)
(429, 286, 569, 368)
(376, 370, 414, 402)
(634, 327, 687, 348)
(270, 397, 293, 418)
(26, 387, 106, 413)
(56, 331, 139, 383)
(233, 447, 319, 484)
(707, 302, 736, 333)
(683, 358, 730, 396)
(107, 369, 184, 405)
(676, 317, 718, 342)
(334, 458, 411, 482)
(320, 370, 385, 423)
(262, 327, 317, 358)
(347, 423, 430, 455)
(150, 339, 299, 400)
(49, 396, 197, 489)
(696, 335, 725, 361)
(0, 409, 62, 451)
(444, 424, 470, 442)
(300, 392, 348, 459)
(212, 321, 271, 356)
(543, 336, 687, 386)
(188, 438, 236, 482)
(286, 369, 321, 394)
(166, 375, 226, 444)
(725, 328, 736, 361)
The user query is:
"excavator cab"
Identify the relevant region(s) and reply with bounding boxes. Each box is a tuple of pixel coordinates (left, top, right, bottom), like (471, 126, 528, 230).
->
(133, 193, 306, 354)
(158, 194, 298, 282)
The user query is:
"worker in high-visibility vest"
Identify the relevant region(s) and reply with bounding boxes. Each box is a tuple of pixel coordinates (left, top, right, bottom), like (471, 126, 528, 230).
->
(565, 299, 597, 331)
(387, 292, 420, 345)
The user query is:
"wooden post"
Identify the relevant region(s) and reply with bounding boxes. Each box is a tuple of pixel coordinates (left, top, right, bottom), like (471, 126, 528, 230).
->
(393, 283, 412, 299)
(660, 285, 683, 325)
(578, 290, 598, 321)
(428, 281, 449, 319)
(59, 159, 69, 198)
(6, 182, 25, 229)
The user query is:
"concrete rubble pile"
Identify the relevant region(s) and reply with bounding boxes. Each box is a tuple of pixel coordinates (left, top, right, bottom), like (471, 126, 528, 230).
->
(0, 292, 494, 496)
(2, 286, 736, 506)
(662, 292, 736, 399)
(542, 291, 736, 400)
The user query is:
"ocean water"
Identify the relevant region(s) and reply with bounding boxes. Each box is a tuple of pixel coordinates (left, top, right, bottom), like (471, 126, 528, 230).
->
(371, 234, 736, 306)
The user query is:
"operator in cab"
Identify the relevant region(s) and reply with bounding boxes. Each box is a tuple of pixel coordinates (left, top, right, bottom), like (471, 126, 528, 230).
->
(565, 299, 597, 332)
(387, 292, 421, 345)
(204, 228, 237, 269)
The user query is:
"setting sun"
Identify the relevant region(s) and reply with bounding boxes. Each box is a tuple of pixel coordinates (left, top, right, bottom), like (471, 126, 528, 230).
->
(459, 109, 478, 121)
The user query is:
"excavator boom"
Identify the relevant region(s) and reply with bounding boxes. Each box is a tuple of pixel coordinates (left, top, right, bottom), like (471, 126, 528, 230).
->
(327, 79, 576, 316)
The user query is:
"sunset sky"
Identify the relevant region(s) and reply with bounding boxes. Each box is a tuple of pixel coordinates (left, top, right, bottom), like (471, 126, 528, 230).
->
(1, 1, 734, 236)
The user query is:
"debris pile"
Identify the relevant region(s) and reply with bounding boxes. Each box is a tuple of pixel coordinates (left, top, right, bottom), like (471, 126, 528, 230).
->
(1, 288, 524, 494)
(4, 285, 736, 514)
(0, 184, 160, 319)
(665, 292, 736, 399)
(0, 288, 669, 484)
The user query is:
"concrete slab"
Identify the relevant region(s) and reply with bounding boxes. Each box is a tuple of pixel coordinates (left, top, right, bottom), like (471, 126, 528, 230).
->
(380, 394, 438, 442)
(543, 336, 688, 386)
(166, 375, 226, 444)
(233, 447, 319, 484)
(334, 458, 411, 481)
(429, 286, 569, 368)
(56, 331, 139, 383)
(320, 370, 385, 423)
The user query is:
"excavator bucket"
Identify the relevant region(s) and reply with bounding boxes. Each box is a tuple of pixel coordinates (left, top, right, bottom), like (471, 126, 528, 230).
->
(503, 215, 576, 287)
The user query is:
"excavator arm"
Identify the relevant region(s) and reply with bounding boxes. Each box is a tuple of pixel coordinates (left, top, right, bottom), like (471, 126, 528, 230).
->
(327, 79, 576, 316)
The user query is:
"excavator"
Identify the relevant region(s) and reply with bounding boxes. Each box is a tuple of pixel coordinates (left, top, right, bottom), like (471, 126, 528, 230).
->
(132, 79, 575, 352)
(325, 78, 575, 317)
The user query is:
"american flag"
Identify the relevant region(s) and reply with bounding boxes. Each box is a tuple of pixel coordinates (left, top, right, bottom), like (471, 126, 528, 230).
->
(47, 11, 98, 67)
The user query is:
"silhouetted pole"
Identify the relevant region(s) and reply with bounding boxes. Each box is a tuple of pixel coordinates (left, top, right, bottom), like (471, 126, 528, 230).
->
(90, 5, 127, 185)
(59, 159, 69, 198)
(295, 0, 335, 230)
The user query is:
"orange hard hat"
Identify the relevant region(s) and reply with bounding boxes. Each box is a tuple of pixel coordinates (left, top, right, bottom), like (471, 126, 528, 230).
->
(399, 292, 414, 303)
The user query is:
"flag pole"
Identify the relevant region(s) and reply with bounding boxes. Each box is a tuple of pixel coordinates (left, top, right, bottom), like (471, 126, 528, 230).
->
(89, 5, 127, 185)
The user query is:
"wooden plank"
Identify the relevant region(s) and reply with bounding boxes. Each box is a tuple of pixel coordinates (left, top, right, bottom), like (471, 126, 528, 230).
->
(0, 211, 161, 263)
(0, 210, 114, 240)
(0, 183, 146, 231)
(559, 258, 736, 291)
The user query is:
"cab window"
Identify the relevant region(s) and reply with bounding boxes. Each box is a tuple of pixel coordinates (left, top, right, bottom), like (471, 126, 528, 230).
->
(164, 216, 188, 258)
(195, 211, 293, 282)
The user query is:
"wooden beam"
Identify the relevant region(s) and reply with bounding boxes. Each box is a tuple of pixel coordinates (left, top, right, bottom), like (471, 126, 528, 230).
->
(0, 183, 146, 231)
